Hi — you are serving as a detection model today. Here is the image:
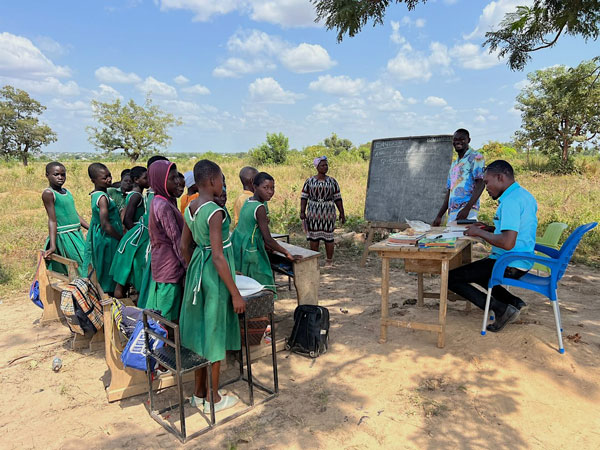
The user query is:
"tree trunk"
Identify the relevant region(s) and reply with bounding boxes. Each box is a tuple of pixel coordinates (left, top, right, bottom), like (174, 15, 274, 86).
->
(22, 147, 28, 166)
(562, 137, 569, 164)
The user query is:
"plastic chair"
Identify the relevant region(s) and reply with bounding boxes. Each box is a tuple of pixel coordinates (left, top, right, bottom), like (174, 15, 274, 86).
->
(533, 222, 568, 274)
(481, 222, 598, 354)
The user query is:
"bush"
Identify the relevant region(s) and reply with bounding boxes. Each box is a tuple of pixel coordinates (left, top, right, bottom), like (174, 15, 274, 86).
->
(250, 132, 289, 165)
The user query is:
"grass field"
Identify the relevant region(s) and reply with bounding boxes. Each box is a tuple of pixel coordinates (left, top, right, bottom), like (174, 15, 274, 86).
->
(0, 156, 598, 297)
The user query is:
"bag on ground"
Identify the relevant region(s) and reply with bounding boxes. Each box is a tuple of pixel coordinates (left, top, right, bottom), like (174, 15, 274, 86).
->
(286, 305, 329, 358)
(121, 318, 167, 371)
(60, 278, 103, 335)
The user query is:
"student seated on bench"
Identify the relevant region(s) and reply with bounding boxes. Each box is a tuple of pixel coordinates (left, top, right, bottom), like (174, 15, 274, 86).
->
(448, 160, 537, 332)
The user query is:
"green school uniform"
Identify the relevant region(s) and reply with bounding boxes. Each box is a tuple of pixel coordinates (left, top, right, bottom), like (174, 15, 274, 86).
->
(145, 278, 182, 321)
(231, 199, 276, 295)
(107, 187, 127, 212)
(179, 202, 240, 362)
(136, 189, 154, 308)
(43, 188, 86, 277)
(110, 191, 148, 291)
(84, 191, 123, 294)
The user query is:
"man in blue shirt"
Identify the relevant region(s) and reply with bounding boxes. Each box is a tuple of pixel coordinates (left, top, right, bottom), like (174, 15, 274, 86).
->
(448, 160, 538, 332)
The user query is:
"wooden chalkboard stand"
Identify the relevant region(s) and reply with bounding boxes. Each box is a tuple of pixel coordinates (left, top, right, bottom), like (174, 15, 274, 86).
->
(360, 221, 407, 267)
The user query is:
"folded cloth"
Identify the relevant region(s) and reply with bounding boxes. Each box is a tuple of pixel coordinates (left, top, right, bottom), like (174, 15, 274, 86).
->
(184, 171, 195, 188)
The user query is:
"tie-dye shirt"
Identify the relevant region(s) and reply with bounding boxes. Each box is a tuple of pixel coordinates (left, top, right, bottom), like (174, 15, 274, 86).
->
(446, 147, 485, 217)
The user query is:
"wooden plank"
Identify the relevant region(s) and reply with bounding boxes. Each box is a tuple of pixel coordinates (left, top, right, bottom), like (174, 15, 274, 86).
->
(370, 238, 470, 255)
(379, 257, 390, 344)
(423, 292, 464, 302)
(437, 259, 449, 348)
(360, 223, 374, 267)
(417, 273, 424, 307)
(382, 319, 442, 333)
(293, 256, 319, 305)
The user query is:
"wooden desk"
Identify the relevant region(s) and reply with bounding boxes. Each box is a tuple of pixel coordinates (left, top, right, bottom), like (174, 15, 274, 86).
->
(369, 237, 472, 348)
(270, 241, 320, 305)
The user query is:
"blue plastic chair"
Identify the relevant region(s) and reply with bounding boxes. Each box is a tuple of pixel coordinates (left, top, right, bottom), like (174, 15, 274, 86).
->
(481, 222, 598, 354)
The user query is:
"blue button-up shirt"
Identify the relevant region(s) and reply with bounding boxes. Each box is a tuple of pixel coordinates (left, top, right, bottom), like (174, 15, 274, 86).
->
(489, 182, 538, 270)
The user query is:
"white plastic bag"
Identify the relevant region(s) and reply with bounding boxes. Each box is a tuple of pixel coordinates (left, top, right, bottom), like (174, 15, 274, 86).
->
(235, 274, 265, 297)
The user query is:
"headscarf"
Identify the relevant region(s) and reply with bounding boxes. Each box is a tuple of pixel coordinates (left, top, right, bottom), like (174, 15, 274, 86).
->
(149, 160, 177, 207)
(313, 155, 327, 168)
(184, 171, 195, 188)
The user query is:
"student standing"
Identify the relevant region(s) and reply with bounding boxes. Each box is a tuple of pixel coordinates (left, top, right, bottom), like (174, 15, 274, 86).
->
(233, 172, 298, 295)
(107, 169, 133, 214)
(433, 129, 485, 225)
(144, 160, 186, 321)
(180, 160, 245, 413)
(233, 166, 258, 227)
(110, 166, 149, 298)
(42, 161, 89, 277)
(84, 163, 123, 294)
(179, 171, 199, 214)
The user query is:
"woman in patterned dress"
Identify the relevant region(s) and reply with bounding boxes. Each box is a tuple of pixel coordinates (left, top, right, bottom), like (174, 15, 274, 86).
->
(300, 156, 345, 265)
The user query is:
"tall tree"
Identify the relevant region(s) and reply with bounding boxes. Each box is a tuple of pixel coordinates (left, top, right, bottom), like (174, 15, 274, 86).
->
(515, 58, 600, 173)
(250, 132, 290, 164)
(323, 132, 353, 155)
(0, 85, 57, 166)
(485, 0, 600, 71)
(87, 97, 181, 162)
(312, 0, 600, 70)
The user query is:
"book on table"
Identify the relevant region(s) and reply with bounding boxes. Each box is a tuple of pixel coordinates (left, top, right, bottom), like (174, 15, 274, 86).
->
(386, 232, 425, 246)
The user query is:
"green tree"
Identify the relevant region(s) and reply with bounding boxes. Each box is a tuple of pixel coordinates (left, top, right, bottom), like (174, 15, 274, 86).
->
(479, 141, 517, 160)
(250, 132, 290, 164)
(515, 59, 600, 173)
(485, 1, 600, 71)
(312, 0, 600, 70)
(0, 85, 57, 166)
(323, 132, 353, 155)
(87, 97, 181, 162)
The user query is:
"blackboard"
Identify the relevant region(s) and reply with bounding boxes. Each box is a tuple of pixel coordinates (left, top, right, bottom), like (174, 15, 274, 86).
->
(364, 135, 453, 224)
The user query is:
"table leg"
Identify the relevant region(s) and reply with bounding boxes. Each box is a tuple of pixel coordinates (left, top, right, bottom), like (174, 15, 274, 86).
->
(462, 243, 472, 312)
(417, 273, 424, 307)
(379, 257, 390, 344)
(437, 260, 449, 348)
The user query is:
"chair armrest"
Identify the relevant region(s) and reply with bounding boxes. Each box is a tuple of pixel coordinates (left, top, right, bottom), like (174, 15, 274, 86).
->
(489, 252, 560, 288)
(534, 243, 560, 259)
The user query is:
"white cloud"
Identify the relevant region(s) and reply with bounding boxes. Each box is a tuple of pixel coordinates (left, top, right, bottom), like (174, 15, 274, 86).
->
(95, 66, 141, 84)
(157, 0, 242, 21)
(450, 43, 502, 69)
(50, 99, 89, 111)
(213, 57, 276, 78)
(248, 0, 319, 28)
(248, 77, 303, 104)
(513, 79, 529, 90)
(174, 75, 190, 84)
(91, 84, 123, 101)
(0, 32, 71, 79)
(227, 29, 284, 55)
(136, 76, 177, 97)
(475, 114, 486, 123)
(390, 21, 408, 46)
(387, 50, 432, 81)
(280, 43, 336, 73)
(424, 96, 448, 107)
(308, 75, 365, 96)
(415, 18, 426, 28)
(429, 42, 451, 67)
(0, 76, 80, 96)
(366, 81, 406, 111)
(465, 0, 533, 40)
(34, 36, 68, 56)
(181, 83, 211, 95)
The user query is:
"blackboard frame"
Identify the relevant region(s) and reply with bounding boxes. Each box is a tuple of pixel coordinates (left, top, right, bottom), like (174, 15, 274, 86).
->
(364, 134, 454, 224)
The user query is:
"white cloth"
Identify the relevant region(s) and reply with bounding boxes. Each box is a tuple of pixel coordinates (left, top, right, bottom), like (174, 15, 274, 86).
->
(184, 171, 195, 188)
(235, 274, 265, 297)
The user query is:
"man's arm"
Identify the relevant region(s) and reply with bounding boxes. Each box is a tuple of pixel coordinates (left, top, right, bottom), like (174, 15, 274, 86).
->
(433, 190, 450, 226)
(464, 225, 517, 250)
(456, 178, 485, 221)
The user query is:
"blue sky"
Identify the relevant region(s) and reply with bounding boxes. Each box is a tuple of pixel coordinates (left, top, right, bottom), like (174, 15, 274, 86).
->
(1, 0, 598, 154)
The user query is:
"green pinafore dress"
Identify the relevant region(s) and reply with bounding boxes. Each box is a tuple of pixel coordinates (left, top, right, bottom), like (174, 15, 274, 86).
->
(84, 191, 123, 294)
(231, 199, 276, 295)
(44, 188, 86, 277)
(110, 191, 148, 291)
(136, 189, 154, 308)
(179, 201, 240, 362)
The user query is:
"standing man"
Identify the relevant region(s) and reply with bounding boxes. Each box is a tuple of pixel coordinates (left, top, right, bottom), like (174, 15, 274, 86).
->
(433, 129, 485, 225)
(448, 160, 538, 332)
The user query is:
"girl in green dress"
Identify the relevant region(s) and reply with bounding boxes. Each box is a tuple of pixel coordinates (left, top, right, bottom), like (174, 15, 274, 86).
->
(180, 160, 245, 413)
(84, 163, 123, 295)
(42, 162, 89, 277)
(110, 166, 150, 298)
(232, 172, 298, 296)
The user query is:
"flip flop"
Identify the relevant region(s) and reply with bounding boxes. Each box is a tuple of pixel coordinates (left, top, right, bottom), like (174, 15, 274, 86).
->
(189, 389, 226, 408)
(203, 394, 239, 414)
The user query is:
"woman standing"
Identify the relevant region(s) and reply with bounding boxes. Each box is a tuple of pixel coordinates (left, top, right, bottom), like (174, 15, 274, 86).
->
(300, 156, 345, 265)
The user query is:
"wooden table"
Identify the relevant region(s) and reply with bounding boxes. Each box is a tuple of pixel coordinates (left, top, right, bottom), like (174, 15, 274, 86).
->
(369, 236, 472, 348)
(270, 241, 320, 305)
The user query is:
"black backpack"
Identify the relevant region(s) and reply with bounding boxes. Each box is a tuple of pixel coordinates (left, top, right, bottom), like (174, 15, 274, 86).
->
(285, 305, 329, 358)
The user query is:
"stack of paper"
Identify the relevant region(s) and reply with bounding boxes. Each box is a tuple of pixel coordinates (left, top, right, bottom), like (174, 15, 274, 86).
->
(386, 232, 425, 247)
(418, 237, 457, 248)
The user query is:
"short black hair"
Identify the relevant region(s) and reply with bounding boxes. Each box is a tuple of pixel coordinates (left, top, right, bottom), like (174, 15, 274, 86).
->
(193, 159, 221, 185)
(239, 166, 258, 184)
(45, 161, 65, 174)
(88, 162, 109, 180)
(485, 160, 514, 178)
(253, 172, 274, 187)
(454, 128, 470, 138)
(130, 166, 147, 182)
(120, 169, 131, 180)
(147, 155, 169, 169)
(177, 171, 185, 180)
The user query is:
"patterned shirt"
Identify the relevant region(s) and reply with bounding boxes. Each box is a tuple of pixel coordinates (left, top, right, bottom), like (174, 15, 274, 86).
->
(446, 147, 485, 216)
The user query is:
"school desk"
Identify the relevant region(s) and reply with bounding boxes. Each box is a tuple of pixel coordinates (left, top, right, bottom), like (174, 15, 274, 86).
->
(369, 234, 473, 348)
(269, 241, 320, 305)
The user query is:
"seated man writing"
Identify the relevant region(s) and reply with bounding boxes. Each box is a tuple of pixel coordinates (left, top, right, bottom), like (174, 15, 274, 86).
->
(448, 160, 538, 332)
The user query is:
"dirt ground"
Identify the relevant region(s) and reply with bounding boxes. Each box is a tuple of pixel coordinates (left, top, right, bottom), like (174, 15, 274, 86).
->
(1, 245, 600, 449)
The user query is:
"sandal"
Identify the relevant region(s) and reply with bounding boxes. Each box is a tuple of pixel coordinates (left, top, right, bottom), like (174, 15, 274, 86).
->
(203, 394, 239, 414)
(190, 389, 226, 408)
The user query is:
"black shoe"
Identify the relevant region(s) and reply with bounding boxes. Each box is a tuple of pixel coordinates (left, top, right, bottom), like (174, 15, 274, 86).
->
(516, 300, 528, 312)
(486, 305, 520, 332)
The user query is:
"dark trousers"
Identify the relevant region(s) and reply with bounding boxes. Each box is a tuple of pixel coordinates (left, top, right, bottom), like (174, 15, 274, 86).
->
(448, 258, 527, 316)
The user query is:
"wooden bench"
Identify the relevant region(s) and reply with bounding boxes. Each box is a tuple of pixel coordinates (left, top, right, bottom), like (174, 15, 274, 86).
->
(37, 252, 104, 351)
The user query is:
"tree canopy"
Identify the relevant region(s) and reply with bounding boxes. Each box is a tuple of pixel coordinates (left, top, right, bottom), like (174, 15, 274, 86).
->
(250, 132, 290, 164)
(0, 85, 57, 166)
(87, 97, 181, 162)
(312, 0, 600, 70)
(514, 58, 600, 173)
